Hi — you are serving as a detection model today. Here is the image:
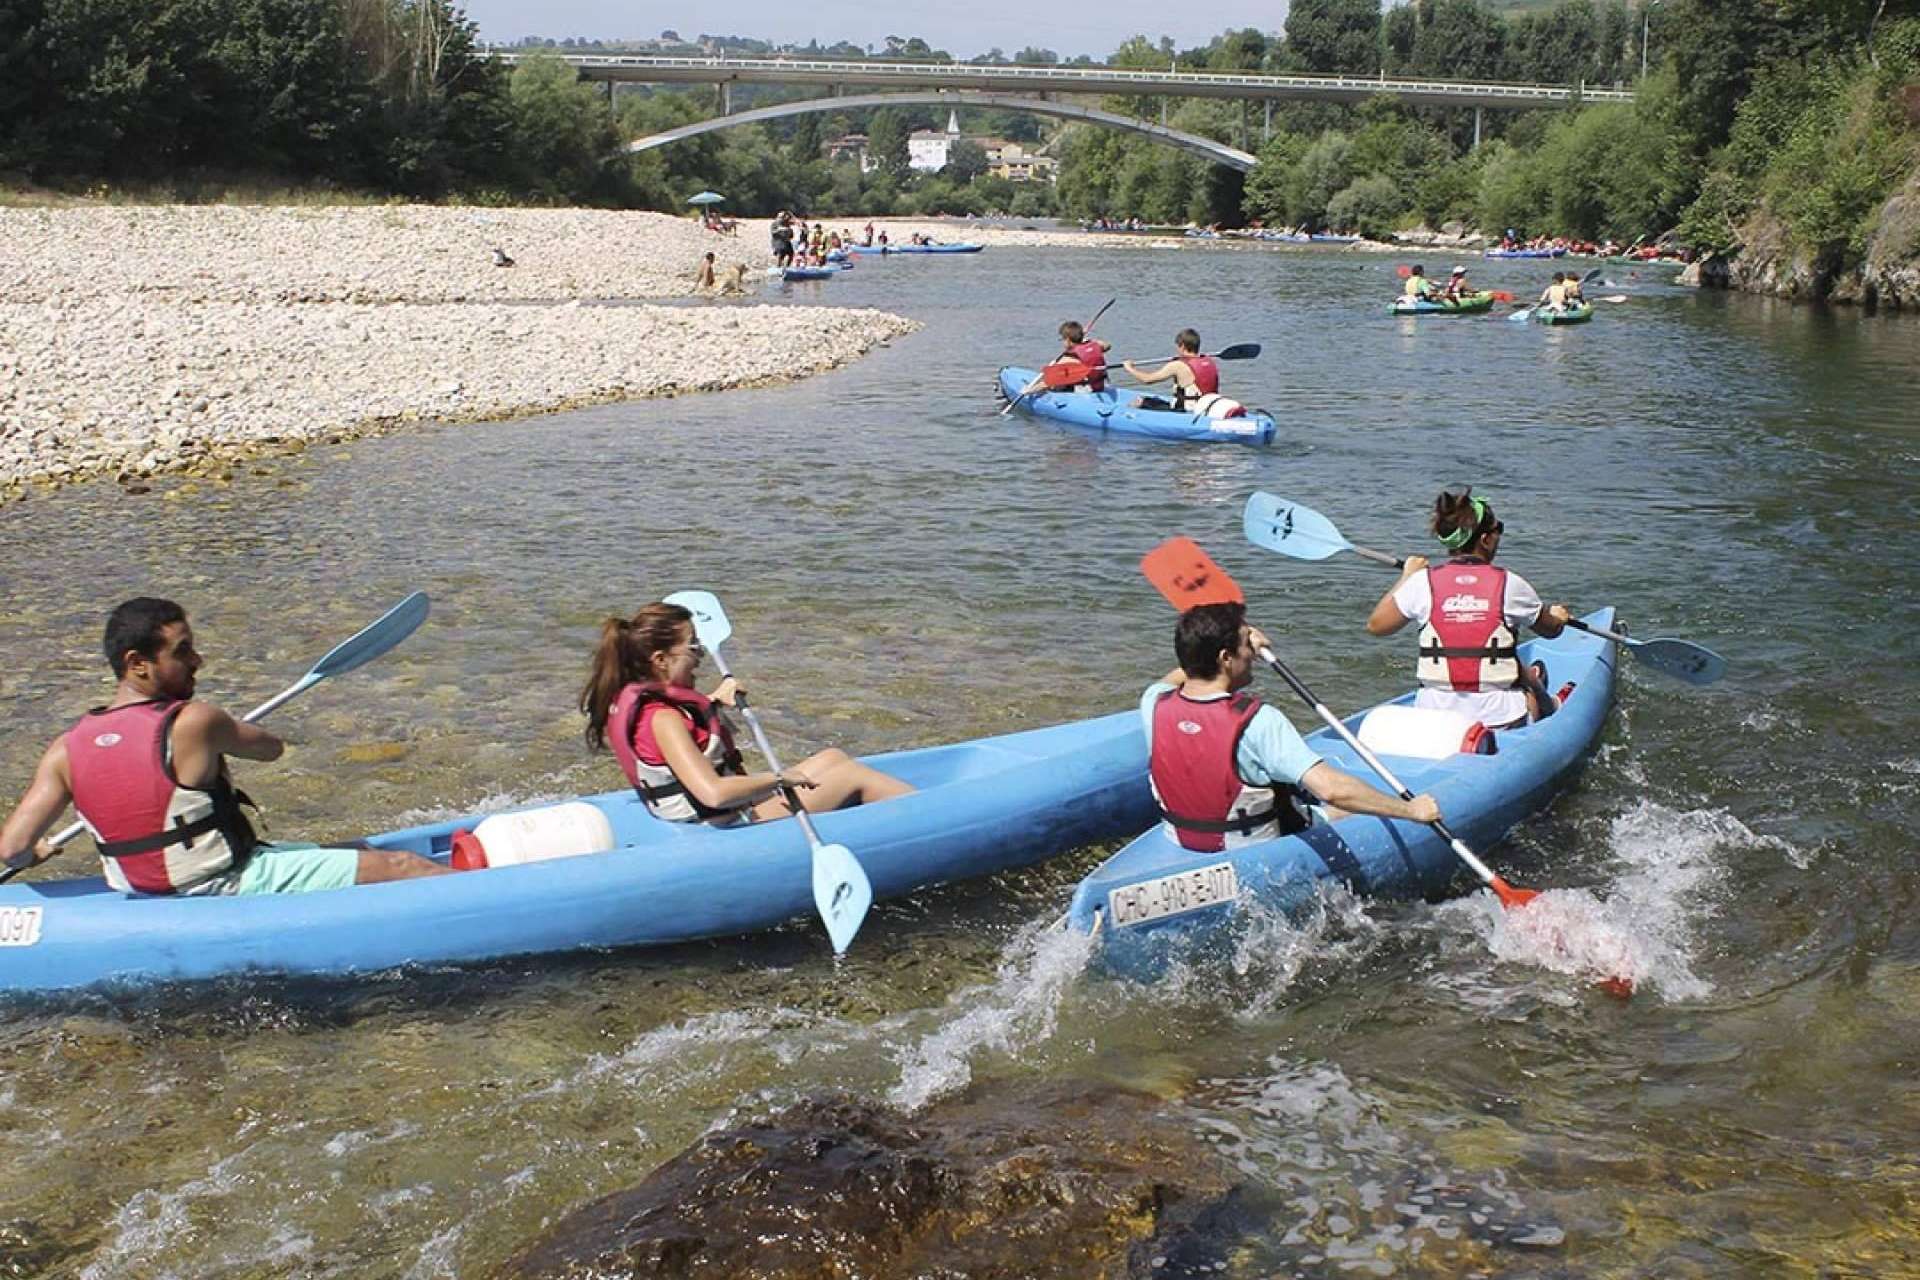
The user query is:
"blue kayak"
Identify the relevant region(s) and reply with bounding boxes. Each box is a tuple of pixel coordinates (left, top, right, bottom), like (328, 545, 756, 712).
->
(1310, 233, 1360, 243)
(0, 713, 1152, 993)
(848, 243, 984, 255)
(1065, 612, 1617, 980)
(780, 265, 843, 281)
(997, 366, 1276, 447)
(1484, 247, 1568, 259)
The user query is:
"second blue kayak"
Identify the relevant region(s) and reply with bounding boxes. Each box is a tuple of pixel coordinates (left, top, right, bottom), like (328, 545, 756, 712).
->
(997, 367, 1276, 446)
(1066, 612, 1618, 980)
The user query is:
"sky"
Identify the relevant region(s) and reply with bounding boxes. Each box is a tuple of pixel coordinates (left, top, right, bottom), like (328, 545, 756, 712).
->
(459, 0, 1290, 62)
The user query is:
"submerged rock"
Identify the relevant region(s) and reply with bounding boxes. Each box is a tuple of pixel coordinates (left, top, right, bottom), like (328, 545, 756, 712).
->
(497, 1081, 1241, 1280)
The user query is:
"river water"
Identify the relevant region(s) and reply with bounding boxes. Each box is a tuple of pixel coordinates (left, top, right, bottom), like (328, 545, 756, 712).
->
(2, 245, 1917, 1277)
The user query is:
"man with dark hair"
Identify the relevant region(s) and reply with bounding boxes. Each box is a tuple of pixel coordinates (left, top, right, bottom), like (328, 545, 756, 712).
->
(0, 599, 450, 894)
(1143, 602, 1443, 853)
(1123, 329, 1221, 412)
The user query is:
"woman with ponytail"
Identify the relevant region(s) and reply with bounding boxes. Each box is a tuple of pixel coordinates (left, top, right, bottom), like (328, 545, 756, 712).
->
(580, 603, 913, 826)
(1366, 488, 1571, 728)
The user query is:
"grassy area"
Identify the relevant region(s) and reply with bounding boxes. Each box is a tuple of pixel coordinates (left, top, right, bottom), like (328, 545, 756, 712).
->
(0, 174, 409, 208)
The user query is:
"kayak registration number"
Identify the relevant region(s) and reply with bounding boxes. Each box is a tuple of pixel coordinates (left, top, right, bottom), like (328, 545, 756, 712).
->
(1108, 862, 1239, 929)
(0, 906, 43, 947)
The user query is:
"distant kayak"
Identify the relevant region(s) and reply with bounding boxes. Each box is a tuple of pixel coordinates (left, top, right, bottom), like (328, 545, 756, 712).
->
(0, 712, 1153, 993)
(1535, 302, 1594, 325)
(1389, 291, 1496, 316)
(997, 367, 1276, 447)
(778, 265, 843, 281)
(1484, 247, 1568, 259)
(1310, 233, 1360, 244)
(1067, 611, 1618, 981)
(847, 243, 984, 255)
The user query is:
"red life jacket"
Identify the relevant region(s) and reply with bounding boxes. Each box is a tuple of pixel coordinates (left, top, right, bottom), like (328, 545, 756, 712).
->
(1417, 560, 1520, 693)
(1179, 354, 1220, 396)
(609, 682, 747, 823)
(66, 699, 257, 895)
(1149, 689, 1307, 853)
(1069, 340, 1107, 391)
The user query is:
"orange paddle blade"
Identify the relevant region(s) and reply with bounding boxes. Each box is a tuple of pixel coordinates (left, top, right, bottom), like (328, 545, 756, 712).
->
(1141, 537, 1245, 609)
(1040, 360, 1092, 389)
(1488, 290, 1515, 302)
(1395, 264, 1412, 277)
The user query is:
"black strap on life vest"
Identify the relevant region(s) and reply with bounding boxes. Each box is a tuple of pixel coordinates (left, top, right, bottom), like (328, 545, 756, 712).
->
(626, 688, 747, 821)
(1418, 639, 1519, 662)
(1154, 691, 1312, 839)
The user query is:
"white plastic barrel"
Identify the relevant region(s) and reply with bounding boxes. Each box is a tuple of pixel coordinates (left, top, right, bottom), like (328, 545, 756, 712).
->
(450, 802, 616, 869)
(1355, 704, 1488, 760)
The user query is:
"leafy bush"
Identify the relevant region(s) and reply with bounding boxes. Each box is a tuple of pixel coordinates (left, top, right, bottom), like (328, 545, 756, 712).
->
(1326, 173, 1409, 236)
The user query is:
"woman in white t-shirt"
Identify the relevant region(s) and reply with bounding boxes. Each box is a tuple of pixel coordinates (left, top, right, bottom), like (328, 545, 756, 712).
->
(1366, 488, 1571, 728)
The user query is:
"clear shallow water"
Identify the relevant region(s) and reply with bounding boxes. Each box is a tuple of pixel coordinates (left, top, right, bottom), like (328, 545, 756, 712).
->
(1, 246, 1917, 1276)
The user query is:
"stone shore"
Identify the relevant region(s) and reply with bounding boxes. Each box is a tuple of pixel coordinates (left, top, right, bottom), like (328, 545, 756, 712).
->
(0, 205, 919, 499)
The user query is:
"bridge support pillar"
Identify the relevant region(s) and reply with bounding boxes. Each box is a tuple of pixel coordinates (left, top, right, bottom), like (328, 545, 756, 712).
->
(720, 82, 731, 116)
(1160, 100, 1167, 126)
(1472, 106, 1482, 150)
(1263, 101, 1271, 144)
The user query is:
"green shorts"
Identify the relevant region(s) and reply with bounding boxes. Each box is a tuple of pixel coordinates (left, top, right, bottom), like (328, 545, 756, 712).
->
(231, 842, 362, 896)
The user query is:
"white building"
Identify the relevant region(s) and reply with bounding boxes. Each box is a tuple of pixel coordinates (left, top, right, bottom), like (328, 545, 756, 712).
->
(907, 111, 961, 173)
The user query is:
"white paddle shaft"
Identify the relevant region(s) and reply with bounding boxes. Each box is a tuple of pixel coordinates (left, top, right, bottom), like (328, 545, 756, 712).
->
(704, 649, 830, 850)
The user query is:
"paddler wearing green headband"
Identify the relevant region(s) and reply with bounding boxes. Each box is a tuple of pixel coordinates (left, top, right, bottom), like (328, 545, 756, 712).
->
(1366, 488, 1571, 728)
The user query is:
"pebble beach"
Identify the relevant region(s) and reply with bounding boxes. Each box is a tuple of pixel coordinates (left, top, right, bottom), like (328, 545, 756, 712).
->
(0, 205, 922, 498)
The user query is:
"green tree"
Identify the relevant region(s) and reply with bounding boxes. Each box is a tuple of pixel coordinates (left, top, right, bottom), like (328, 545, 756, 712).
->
(1282, 0, 1383, 73)
(866, 107, 911, 177)
(507, 52, 615, 200)
(944, 138, 989, 182)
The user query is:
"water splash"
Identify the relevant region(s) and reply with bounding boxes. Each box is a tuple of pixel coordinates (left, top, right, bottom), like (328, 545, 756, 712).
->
(886, 919, 1094, 1112)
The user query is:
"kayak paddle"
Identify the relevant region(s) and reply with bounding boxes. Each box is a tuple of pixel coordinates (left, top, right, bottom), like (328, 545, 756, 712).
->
(1241, 492, 1728, 686)
(1001, 297, 1116, 416)
(1139, 538, 1540, 911)
(662, 590, 872, 955)
(1027, 343, 1262, 396)
(0, 591, 432, 884)
(1395, 265, 1508, 301)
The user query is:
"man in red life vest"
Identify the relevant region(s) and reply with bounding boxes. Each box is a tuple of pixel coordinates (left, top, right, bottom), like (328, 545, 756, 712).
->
(1047, 319, 1111, 393)
(0, 598, 452, 894)
(1124, 328, 1219, 412)
(1144, 602, 1441, 853)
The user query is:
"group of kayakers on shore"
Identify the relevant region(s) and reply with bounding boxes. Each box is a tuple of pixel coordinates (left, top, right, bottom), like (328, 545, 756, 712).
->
(770, 214, 951, 267)
(0, 485, 1570, 896)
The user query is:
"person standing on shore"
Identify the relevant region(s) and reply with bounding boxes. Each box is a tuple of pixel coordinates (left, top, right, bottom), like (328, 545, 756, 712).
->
(771, 213, 794, 267)
(0, 598, 452, 893)
(693, 251, 717, 291)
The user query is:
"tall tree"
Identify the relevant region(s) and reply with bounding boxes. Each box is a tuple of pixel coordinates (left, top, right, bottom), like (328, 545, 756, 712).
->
(1282, 0, 1383, 74)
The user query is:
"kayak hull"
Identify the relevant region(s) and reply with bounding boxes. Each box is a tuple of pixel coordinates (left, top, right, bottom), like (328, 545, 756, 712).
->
(1389, 291, 1496, 316)
(0, 713, 1153, 993)
(780, 266, 843, 281)
(1484, 247, 1568, 259)
(1535, 303, 1594, 325)
(997, 367, 1276, 447)
(1066, 612, 1617, 980)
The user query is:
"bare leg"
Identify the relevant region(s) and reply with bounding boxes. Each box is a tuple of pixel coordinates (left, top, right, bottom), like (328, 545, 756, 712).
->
(749, 747, 914, 822)
(355, 847, 455, 882)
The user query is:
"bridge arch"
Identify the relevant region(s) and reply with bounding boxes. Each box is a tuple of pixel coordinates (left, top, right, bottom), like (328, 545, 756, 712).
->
(626, 91, 1259, 172)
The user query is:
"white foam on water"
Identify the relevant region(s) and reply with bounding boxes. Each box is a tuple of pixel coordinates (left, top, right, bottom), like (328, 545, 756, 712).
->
(402, 1223, 465, 1280)
(1161, 882, 1390, 1019)
(886, 918, 1095, 1112)
(529, 1006, 820, 1100)
(82, 1151, 247, 1280)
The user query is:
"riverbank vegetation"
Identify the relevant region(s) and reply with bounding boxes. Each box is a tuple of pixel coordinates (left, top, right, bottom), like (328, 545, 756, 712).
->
(3, 0, 1914, 286)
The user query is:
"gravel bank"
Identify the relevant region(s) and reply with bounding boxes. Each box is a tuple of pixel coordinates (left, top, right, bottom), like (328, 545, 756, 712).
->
(0, 206, 917, 499)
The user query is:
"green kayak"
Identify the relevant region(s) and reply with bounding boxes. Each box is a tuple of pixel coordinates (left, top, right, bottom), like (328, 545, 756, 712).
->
(1535, 302, 1593, 325)
(1388, 290, 1496, 316)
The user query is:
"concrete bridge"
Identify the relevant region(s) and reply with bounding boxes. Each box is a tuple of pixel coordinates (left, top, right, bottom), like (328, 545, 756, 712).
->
(625, 91, 1258, 172)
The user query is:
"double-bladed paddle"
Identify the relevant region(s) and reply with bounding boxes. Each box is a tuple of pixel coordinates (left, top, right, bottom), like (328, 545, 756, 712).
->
(0, 591, 432, 885)
(1394, 264, 1515, 303)
(1141, 537, 1541, 911)
(1018, 343, 1263, 396)
(1241, 492, 1727, 685)
(662, 590, 873, 955)
(1001, 297, 1117, 416)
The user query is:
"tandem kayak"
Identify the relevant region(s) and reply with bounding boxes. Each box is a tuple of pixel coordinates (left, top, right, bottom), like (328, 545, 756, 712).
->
(1535, 303, 1593, 325)
(1065, 611, 1617, 980)
(1388, 291, 1496, 316)
(848, 243, 984, 255)
(779, 265, 844, 281)
(1484, 247, 1568, 259)
(997, 367, 1276, 447)
(0, 712, 1153, 994)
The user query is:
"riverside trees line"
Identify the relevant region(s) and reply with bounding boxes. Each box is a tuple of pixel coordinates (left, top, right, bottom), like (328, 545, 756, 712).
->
(3, 0, 1914, 296)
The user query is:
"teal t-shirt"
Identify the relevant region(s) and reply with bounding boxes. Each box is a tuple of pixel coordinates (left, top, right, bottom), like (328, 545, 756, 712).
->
(1140, 683, 1323, 789)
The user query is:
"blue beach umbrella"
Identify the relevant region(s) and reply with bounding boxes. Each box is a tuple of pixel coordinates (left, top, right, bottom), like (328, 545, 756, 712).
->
(686, 191, 726, 206)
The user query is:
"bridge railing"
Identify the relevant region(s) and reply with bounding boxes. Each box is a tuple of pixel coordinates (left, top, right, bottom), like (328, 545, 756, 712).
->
(487, 53, 1633, 104)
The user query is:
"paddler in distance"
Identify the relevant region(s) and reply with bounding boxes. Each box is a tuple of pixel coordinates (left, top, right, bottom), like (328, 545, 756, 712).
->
(1404, 264, 1435, 299)
(1538, 271, 1569, 313)
(1439, 265, 1472, 302)
(1366, 488, 1571, 728)
(580, 602, 914, 826)
(1047, 319, 1110, 393)
(0, 597, 452, 893)
(1146, 601, 1442, 852)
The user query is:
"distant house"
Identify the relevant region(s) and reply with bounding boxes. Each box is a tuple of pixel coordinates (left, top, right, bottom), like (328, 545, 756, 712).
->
(824, 132, 874, 172)
(907, 111, 962, 173)
(978, 138, 1057, 183)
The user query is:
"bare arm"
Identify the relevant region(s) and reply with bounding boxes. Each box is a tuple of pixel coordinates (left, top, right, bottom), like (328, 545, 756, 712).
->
(1300, 762, 1441, 825)
(1367, 555, 1426, 636)
(652, 710, 803, 813)
(168, 702, 282, 791)
(1121, 359, 1180, 386)
(0, 737, 74, 868)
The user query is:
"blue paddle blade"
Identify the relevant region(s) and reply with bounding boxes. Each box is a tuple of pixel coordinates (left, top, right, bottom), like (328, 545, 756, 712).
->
(1242, 492, 1352, 561)
(812, 841, 872, 954)
(1631, 638, 1727, 686)
(1508, 307, 1535, 322)
(663, 590, 732, 650)
(309, 592, 428, 680)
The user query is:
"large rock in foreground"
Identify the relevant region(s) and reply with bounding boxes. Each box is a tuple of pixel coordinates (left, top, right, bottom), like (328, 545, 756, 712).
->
(497, 1082, 1241, 1280)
